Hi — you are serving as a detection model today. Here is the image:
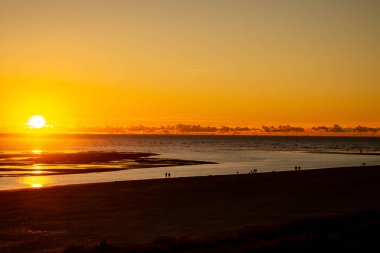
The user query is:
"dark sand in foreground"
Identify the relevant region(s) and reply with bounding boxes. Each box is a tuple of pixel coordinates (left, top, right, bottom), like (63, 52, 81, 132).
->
(1, 165, 380, 252)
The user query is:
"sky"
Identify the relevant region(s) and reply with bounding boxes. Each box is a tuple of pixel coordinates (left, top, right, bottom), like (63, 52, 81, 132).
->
(1, 0, 379, 132)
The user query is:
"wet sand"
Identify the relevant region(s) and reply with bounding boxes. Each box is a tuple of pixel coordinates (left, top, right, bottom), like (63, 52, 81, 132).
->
(0, 152, 214, 177)
(1, 165, 380, 252)
(307, 151, 380, 156)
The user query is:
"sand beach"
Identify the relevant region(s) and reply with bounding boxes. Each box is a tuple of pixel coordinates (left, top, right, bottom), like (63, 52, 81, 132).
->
(1, 165, 380, 252)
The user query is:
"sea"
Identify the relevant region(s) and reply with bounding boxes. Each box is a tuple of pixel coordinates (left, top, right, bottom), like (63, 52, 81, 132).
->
(1, 134, 380, 191)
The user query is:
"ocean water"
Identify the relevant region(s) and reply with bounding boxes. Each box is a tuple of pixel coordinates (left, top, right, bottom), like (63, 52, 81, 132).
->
(0, 134, 380, 190)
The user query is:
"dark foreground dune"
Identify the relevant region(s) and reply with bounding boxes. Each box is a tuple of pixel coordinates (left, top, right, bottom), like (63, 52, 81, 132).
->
(1, 165, 380, 252)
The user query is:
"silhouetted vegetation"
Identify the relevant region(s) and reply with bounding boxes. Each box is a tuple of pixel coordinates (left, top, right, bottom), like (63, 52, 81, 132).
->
(63, 211, 380, 253)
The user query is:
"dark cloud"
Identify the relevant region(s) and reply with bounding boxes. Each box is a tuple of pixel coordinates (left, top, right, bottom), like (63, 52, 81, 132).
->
(57, 124, 378, 134)
(176, 124, 218, 133)
(312, 125, 379, 133)
(262, 125, 304, 133)
(354, 126, 379, 133)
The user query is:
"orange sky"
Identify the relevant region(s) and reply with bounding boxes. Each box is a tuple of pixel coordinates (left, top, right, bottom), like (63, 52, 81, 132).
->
(1, 0, 379, 132)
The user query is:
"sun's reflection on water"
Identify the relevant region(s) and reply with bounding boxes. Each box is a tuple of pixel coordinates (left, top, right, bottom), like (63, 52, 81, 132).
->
(32, 164, 42, 174)
(19, 175, 51, 189)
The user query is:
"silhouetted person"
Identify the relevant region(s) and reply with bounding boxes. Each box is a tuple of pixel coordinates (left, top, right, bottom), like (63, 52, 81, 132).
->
(165, 172, 167, 178)
(295, 166, 297, 171)
(99, 239, 107, 249)
(168, 173, 171, 178)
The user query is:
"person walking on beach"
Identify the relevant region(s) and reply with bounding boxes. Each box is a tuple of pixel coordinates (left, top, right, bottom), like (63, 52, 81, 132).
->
(165, 172, 167, 178)
(168, 173, 171, 178)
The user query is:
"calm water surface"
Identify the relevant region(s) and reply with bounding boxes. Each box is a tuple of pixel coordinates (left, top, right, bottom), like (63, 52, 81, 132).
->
(1, 134, 380, 190)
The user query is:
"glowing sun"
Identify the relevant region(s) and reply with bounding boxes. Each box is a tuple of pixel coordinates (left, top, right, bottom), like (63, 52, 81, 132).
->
(27, 115, 46, 129)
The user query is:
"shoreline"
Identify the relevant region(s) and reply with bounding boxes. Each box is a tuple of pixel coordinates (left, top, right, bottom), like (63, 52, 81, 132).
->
(1, 165, 380, 252)
(1, 163, 379, 193)
(1, 163, 378, 192)
(306, 151, 380, 156)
